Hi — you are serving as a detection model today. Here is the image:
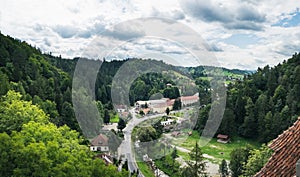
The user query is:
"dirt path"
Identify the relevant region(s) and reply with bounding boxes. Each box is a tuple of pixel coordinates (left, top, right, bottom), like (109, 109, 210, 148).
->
(169, 144, 219, 176)
(176, 154, 219, 176)
(171, 144, 214, 159)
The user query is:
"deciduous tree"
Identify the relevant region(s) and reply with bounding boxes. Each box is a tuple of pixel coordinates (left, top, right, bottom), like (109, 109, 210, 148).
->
(229, 147, 251, 177)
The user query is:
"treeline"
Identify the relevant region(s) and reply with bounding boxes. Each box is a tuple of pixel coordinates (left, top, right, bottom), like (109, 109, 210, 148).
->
(183, 65, 252, 79)
(197, 53, 300, 143)
(50, 57, 182, 105)
(0, 32, 180, 132)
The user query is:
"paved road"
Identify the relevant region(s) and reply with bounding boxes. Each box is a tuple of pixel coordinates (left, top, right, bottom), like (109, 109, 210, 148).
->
(118, 108, 191, 176)
(118, 109, 165, 175)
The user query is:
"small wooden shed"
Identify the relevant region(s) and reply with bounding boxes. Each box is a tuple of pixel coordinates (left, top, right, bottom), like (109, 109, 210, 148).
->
(217, 134, 230, 143)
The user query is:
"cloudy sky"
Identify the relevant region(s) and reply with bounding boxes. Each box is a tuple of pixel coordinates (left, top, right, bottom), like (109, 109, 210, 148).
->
(1, 0, 300, 69)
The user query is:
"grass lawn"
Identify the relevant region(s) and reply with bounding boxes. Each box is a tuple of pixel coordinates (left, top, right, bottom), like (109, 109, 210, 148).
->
(136, 114, 142, 119)
(110, 113, 119, 123)
(172, 131, 261, 162)
(223, 70, 244, 79)
(201, 137, 260, 162)
(170, 112, 183, 117)
(136, 162, 155, 177)
(177, 150, 189, 161)
(137, 117, 162, 126)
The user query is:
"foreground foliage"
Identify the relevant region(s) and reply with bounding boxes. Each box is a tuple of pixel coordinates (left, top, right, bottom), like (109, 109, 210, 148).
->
(242, 145, 273, 176)
(0, 91, 128, 177)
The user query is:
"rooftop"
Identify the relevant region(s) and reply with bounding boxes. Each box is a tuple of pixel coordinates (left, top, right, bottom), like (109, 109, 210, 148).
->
(217, 134, 229, 140)
(254, 117, 300, 177)
(180, 94, 199, 101)
(91, 134, 109, 146)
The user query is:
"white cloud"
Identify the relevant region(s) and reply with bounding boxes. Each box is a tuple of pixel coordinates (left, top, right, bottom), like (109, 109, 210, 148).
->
(0, 0, 299, 70)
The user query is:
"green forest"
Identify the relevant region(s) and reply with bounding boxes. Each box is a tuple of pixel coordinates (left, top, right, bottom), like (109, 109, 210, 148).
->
(205, 53, 300, 143)
(0, 31, 299, 176)
(0, 33, 129, 176)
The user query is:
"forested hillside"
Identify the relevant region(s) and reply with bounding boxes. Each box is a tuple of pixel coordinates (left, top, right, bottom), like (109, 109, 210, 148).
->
(197, 53, 300, 143)
(2, 32, 299, 143)
(0, 33, 78, 130)
(49, 57, 185, 105)
(0, 32, 195, 135)
(0, 33, 129, 176)
(1, 31, 299, 176)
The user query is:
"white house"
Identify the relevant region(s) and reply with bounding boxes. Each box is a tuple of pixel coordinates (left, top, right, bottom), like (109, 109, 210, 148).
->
(135, 101, 150, 109)
(161, 119, 175, 126)
(115, 105, 127, 113)
(90, 134, 109, 152)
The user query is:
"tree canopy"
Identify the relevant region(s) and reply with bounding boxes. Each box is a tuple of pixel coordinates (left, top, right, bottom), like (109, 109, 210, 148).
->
(0, 91, 128, 177)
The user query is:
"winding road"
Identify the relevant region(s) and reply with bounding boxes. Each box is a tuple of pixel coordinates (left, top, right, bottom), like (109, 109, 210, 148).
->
(117, 107, 220, 176)
(118, 109, 165, 176)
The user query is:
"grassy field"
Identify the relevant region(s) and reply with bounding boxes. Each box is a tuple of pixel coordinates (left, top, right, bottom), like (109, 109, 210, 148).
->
(136, 162, 155, 177)
(171, 131, 260, 162)
(199, 76, 212, 81)
(177, 150, 189, 161)
(223, 70, 244, 79)
(169, 112, 183, 117)
(200, 70, 245, 85)
(110, 113, 119, 123)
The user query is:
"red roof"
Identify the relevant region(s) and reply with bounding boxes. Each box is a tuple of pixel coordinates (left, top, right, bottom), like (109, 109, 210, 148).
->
(115, 105, 127, 109)
(91, 134, 109, 146)
(167, 99, 175, 106)
(217, 134, 229, 139)
(254, 117, 300, 177)
(180, 95, 199, 101)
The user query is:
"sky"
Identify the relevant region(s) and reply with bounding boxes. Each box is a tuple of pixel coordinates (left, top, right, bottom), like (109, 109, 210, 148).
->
(1, 0, 300, 70)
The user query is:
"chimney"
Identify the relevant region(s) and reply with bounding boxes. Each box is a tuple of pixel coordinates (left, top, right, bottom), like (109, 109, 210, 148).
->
(297, 159, 300, 177)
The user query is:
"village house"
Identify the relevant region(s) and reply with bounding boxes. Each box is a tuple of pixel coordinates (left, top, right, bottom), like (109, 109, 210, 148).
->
(135, 93, 199, 114)
(161, 119, 175, 126)
(135, 100, 149, 109)
(217, 134, 230, 143)
(150, 98, 174, 113)
(115, 104, 127, 113)
(135, 98, 174, 114)
(90, 134, 109, 152)
(180, 93, 199, 107)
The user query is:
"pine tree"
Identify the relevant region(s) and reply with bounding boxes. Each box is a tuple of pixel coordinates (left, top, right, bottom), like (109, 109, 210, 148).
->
(181, 142, 207, 177)
(219, 159, 229, 177)
(171, 147, 178, 170)
(241, 97, 257, 138)
(173, 98, 182, 110)
(166, 107, 170, 115)
(104, 109, 110, 124)
(117, 118, 126, 132)
(229, 147, 251, 177)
